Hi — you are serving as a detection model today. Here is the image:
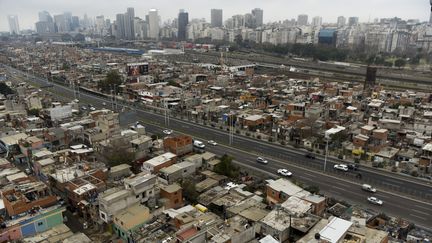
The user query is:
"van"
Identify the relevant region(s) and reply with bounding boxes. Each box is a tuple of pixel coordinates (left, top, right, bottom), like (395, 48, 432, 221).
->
(193, 140, 205, 149)
(361, 184, 376, 193)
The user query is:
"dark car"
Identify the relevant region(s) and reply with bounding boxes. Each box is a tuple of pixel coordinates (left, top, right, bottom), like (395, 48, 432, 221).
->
(347, 164, 360, 171)
(305, 153, 316, 159)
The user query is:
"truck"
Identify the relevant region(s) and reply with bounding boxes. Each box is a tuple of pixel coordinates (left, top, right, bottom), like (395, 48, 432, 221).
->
(193, 140, 205, 149)
(361, 184, 377, 193)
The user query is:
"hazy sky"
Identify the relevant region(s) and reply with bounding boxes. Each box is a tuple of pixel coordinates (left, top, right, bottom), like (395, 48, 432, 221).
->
(0, 0, 430, 31)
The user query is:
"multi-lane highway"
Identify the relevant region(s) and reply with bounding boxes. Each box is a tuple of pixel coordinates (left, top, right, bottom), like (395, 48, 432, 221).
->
(3, 64, 432, 229)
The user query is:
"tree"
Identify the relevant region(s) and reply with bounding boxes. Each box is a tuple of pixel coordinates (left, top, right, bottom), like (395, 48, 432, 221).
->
(98, 70, 122, 93)
(0, 83, 14, 96)
(61, 33, 72, 42)
(28, 108, 40, 116)
(167, 80, 181, 87)
(181, 178, 199, 204)
(394, 58, 406, 69)
(305, 185, 320, 194)
(105, 149, 135, 167)
(214, 154, 239, 178)
(234, 34, 243, 46)
(73, 33, 85, 42)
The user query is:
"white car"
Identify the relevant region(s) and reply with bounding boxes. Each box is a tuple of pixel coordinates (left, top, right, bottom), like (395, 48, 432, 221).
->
(256, 157, 268, 164)
(73, 99, 79, 103)
(208, 140, 218, 146)
(89, 106, 96, 111)
(163, 129, 173, 135)
(102, 102, 106, 106)
(277, 169, 293, 177)
(361, 184, 377, 193)
(334, 164, 349, 172)
(81, 106, 87, 110)
(367, 196, 383, 205)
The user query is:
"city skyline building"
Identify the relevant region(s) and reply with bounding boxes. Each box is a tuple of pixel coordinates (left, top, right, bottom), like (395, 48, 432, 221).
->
(312, 16, 322, 27)
(148, 9, 160, 40)
(8, 15, 20, 35)
(115, 13, 126, 39)
(38, 11, 53, 23)
(348, 16, 359, 26)
(54, 13, 71, 32)
(251, 8, 263, 27)
(337, 16, 346, 28)
(211, 9, 223, 27)
(430, 0, 432, 24)
(297, 14, 308, 26)
(178, 9, 189, 41)
(125, 7, 135, 40)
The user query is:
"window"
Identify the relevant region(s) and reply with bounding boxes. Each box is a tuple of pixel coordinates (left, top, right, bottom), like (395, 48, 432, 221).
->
(38, 222, 43, 226)
(136, 195, 140, 199)
(174, 199, 179, 204)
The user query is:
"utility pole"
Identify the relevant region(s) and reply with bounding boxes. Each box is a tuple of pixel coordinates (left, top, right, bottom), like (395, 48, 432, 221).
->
(229, 113, 234, 145)
(324, 138, 329, 172)
(110, 87, 114, 111)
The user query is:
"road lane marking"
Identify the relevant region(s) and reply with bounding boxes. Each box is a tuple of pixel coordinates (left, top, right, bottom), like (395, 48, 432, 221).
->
(296, 175, 313, 181)
(334, 182, 352, 189)
(332, 186, 346, 191)
(409, 214, 427, 220)
(411, 209, 430, 216)
(413, 205, 432, 211)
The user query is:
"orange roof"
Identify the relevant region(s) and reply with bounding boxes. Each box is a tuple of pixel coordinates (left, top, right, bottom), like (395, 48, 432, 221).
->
(177, 227, 198, 241)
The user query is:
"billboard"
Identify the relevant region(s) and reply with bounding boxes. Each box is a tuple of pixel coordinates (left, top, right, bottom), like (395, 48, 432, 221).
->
(126, 62, 149, 76)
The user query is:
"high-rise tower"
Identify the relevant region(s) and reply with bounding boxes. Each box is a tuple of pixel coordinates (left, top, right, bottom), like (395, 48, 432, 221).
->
(251, 8, 263, 27)
(211, 9, 223, 27)
(178, 9, 189, 41)
(8, 15, 20, 35)
(148, 9, 160, 40)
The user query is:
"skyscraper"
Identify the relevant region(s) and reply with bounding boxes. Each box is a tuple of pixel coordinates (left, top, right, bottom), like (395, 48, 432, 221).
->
(38, 11, 53, 22)
(54, 14, 71, 32)
(125, 7, 135, 40)
(177, 9, 189, 41)
(337, 16, 346, 28)
(211, 9, 223, 28)
(251, 8, 263, 27)
(96, 15, 105, 35)
(115, 14, 126, 39)
(430, 0, 432, 24)
(8, 15, 20, 35)
(35, 21, 56, 33)
(348, 17, 359, 26)
(71, 16, 80, 30)
(297, 14, 308, 26)
(312, 16, 322, 27)
(148, 9, 160, 40)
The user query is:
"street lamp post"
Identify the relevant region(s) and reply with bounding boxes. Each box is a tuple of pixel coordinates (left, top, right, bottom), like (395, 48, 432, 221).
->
(324, 138, 329, 172)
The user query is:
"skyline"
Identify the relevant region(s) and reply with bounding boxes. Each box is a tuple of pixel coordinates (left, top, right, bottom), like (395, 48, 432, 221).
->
(0, 0, 430, 32)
